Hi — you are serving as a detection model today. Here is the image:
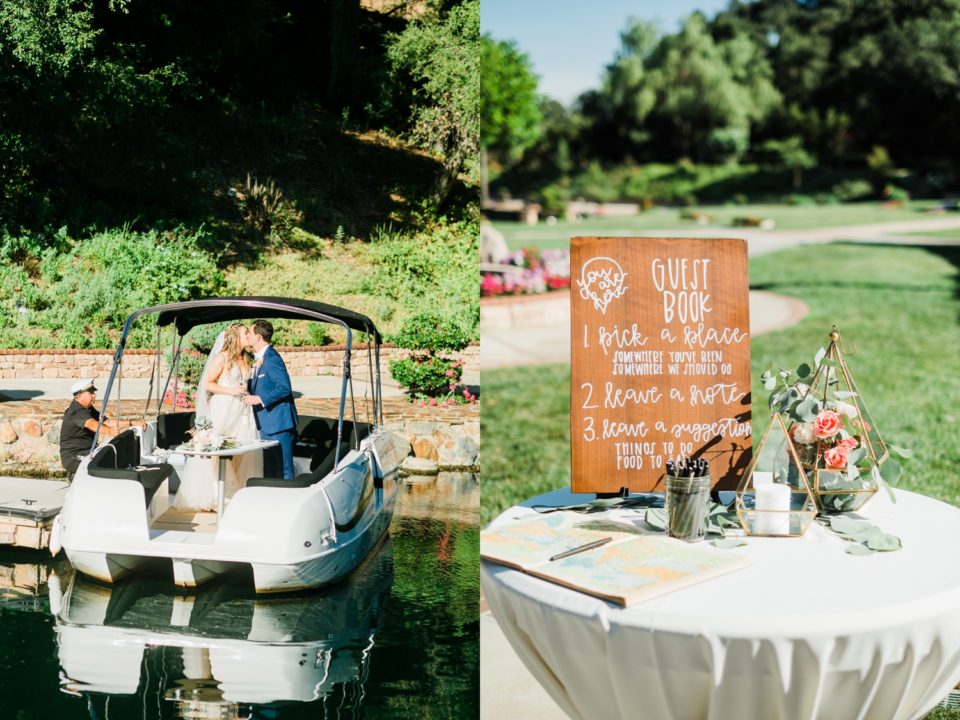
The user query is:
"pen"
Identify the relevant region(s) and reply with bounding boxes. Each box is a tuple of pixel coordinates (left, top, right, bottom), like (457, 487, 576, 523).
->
(549, 537, 612, 561)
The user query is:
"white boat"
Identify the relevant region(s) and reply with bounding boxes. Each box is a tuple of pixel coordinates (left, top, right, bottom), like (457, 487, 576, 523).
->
(54, 297, 405, 592)
(51, 539, 393, 708)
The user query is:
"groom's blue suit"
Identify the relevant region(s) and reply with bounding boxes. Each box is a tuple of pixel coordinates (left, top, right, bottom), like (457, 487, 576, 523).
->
(250, 346, 298, 479)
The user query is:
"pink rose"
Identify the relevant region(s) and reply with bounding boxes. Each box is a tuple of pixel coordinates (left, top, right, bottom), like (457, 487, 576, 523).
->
(838, 436, 859, 451)
(813, 410, 842, 439)
(445, 370, 455, 377)
(823, 445, 849, 469)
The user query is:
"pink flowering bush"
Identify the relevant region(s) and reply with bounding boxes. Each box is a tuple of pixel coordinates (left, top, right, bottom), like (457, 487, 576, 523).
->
(163, 385, 197, 409)
(481, 247, 571, 298)
(388, 313, 477, 405)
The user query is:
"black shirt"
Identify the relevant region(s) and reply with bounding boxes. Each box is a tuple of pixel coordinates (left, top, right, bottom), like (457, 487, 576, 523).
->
(59, 400, 102, 473)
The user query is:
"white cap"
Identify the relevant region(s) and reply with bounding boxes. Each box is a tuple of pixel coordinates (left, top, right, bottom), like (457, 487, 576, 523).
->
(70, 379, 98, 395)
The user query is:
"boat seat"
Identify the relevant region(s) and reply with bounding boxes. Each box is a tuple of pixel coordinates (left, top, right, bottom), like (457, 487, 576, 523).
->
(245, 437, 352, 488)
(156, 411, 196, 450)
(87, 429, 173, 507)
(294, 416, 371, 468)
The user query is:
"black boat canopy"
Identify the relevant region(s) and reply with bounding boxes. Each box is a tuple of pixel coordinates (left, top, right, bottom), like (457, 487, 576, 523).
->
(149, 296, 382, 343)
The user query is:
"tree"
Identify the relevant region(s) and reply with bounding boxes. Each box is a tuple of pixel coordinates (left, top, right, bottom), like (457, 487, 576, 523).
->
(646, 13, 780, 160)
(480, 35, 542, 203)
(387, 0, 480, 207)
(577, 20, 659, 161)
(759, 136, 816, 189)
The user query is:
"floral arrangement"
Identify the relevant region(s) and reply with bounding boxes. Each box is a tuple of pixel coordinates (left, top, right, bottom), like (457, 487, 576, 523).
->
(186, 415, 238, 451)
(481, 248, 570, 298)
(762, 331, 910, 514)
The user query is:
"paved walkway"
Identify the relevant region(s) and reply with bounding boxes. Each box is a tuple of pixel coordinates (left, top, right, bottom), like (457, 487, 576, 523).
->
(0, 370, 480, 402)
(480, 216, 960, 719)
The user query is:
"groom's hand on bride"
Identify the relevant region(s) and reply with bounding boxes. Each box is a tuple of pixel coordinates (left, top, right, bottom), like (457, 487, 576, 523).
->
(243, 395, 262, 406)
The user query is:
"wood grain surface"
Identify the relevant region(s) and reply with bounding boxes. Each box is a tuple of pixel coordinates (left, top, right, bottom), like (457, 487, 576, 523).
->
(570, 237, 752, 493)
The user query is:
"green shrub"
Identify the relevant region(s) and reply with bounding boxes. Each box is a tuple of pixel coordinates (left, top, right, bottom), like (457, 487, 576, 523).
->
(389, 352, 463, 397)
(360, 220, 478, 340)
(0, 226, 224, 348)
(389, 312, 471, 351)
(883, 184, 910, 202)
(831, 179, 872, 202)
(387, 311, 472, 401)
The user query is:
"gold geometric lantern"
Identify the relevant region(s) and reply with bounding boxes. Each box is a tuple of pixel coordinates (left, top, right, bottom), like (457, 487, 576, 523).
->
(783, 326, 891, 514)
(735, 413, 817, 537)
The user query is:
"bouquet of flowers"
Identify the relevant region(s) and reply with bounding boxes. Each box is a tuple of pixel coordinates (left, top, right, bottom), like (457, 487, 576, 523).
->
(762, 327, 909, 514)
(187, 416, 238, 452)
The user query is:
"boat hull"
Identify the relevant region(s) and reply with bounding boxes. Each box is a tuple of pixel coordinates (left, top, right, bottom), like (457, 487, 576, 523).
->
(60, 433, 400, 593)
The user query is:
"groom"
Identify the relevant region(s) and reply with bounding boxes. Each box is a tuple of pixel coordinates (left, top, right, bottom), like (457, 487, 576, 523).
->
(243, 320, 298, 479)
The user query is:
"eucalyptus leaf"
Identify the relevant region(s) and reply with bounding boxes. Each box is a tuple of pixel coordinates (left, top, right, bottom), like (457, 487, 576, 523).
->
(847, 447, 867, 466)
(887, 444, 913, 459)
(880, 458, 902, 485)
(795, 395, 821, 422)
(814, 347, 826, 367)
(796, 363, 812, 379)
(588, 498, 624, 509)
(866, 533, 902, 551)
(846, 544, 876, 556)
(760, 370, 774, 383)
(712, 538, 747, 549)
(645, 508, 667, 531)
(828, 515, 875, 535)
(833, 391, 858, 399)
(820, 358, 837, 368)
(764, 376, 778, 391)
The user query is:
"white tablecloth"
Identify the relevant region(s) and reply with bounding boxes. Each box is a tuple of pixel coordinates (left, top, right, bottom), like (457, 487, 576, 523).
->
(481, 489, 960, 720)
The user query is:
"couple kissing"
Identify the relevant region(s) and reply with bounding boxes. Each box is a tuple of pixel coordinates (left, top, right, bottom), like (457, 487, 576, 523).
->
(173, 319, 297, 512)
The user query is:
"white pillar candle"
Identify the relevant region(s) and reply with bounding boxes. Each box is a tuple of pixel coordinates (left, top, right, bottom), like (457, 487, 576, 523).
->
(755, 482, 791, 535)
(752, 471, 774, 487)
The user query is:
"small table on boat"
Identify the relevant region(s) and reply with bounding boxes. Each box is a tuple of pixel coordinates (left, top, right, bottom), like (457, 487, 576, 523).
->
(482, 489, 960, 720)
(175, 440, 278, 516)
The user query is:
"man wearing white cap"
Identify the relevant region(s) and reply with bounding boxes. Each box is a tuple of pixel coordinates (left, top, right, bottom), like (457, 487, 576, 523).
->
(59, 379, 144, 478)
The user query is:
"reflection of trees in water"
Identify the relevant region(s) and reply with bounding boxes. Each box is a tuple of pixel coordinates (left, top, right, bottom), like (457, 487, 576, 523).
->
(373, 478, 479, 719)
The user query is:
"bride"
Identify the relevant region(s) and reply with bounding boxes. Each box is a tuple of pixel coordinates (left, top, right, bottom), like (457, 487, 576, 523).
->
(173, 323, 262, 511)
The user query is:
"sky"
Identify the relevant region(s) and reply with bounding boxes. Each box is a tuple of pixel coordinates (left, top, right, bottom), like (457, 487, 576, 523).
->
(481, 0, 728, 106)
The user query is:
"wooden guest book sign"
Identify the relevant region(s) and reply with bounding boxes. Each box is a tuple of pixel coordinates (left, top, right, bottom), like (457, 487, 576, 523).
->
(570, 237, 752, 494)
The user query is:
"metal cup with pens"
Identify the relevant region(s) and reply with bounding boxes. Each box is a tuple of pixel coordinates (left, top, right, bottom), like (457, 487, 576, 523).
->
(665, 458, 711, 543)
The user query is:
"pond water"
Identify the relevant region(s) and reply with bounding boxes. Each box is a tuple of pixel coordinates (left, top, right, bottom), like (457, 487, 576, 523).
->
(0, 474, 479, 719)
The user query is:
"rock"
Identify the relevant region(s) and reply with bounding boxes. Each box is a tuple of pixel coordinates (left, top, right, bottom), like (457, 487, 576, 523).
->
(388, 432, 412, 460)
(0, 420, 17, 444)
(46, 422, 61, 444)
(412, 436, 439, 461)
(21, 419, 43, 437)
(401, 457, 439, 477)
(405, 422, 436, 437)
(481, 222, 510, 264)
(435, 433, 479, 469)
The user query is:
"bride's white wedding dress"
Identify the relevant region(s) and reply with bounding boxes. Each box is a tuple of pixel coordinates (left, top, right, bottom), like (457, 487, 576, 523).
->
(173, 357, 262, 512)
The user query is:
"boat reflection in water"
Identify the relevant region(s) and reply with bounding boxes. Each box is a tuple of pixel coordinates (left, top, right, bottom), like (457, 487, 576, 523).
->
(51, 538, 393, 715)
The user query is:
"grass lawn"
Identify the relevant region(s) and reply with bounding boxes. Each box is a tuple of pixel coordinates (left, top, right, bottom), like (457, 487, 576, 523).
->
(493, 201, 940, 251)
(908, 228, 960, 241)
(481, 242, 960, 525)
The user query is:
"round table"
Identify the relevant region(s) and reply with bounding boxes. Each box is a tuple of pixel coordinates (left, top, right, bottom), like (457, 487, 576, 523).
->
(481, 489, 960, 720)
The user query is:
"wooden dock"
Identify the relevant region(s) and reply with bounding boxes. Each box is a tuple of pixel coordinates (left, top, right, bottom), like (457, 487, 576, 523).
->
(0, 477, 68, 550)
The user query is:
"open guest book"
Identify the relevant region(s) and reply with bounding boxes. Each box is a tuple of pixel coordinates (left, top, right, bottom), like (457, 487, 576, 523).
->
(481, 512, 749, 607)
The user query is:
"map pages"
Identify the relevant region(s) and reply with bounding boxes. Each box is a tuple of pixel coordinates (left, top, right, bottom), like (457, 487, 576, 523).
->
(481, 512, 749, 607)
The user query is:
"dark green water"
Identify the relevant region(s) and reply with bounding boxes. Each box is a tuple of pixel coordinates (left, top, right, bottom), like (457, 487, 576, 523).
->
(0, 475, 479, 719)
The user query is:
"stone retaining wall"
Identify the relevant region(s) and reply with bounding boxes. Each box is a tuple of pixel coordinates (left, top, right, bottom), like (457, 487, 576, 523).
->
(0, 398, 479, 473)
(0, 343, 479, 380)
